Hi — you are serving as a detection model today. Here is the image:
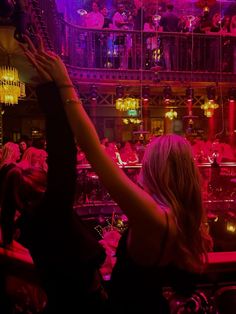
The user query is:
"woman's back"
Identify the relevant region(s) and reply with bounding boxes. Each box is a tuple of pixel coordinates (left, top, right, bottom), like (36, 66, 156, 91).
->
(109, 228, 199, 313)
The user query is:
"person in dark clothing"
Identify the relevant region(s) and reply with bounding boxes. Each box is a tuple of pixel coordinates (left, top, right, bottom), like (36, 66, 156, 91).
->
(20, 82, 107, 313)
(0, 142, 21, 204)
(159, 4, 179, 70)
(3, 44, 107, 313)
(22, 34, 212, 313)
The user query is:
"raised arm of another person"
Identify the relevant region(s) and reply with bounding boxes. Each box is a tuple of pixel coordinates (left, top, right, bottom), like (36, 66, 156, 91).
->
(21, 34, 214, 314)
(22, 35, 212, 276)
(21, 36, 173, 265)
(19, 38, 107, 313)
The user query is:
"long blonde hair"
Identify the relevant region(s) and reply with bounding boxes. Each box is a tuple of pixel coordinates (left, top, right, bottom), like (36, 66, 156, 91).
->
(0, 142, 20, 168)
(18, 147, 42, 169)
(140, 134, 212, 272)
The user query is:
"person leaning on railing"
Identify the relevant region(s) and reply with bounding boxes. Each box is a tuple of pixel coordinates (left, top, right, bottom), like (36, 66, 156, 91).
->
(22, 34, 213, 313)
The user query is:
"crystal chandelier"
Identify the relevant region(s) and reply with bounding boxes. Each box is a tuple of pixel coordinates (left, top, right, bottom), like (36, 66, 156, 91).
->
(123, 118, 142, 125)
(115, 97, 139, 111)
(0, 66, 26, 105)
(165, 109, 177, 120)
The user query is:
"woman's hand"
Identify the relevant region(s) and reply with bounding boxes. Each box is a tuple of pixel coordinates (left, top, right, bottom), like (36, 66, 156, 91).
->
(20, 35, 72, 86)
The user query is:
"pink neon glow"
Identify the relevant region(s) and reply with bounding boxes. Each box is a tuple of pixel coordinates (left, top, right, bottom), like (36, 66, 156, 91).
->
(229, 100, 235, 145)
(208, 115, 215, 139)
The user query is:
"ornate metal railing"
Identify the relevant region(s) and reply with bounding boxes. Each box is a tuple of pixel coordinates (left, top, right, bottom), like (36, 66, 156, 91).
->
(62, 26, 236, 73)
(74, 162, 236, 207)
(26, 1, 236, 74)
(74, 162, 236, 254)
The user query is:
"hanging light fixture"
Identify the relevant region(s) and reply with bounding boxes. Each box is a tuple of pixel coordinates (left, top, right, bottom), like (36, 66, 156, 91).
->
(0, 66, 25, 105)
(123, 118, 142, 125)
(165, 109, 177, 120)
(115, 97, 140, 111)
(201, 86, 219, 117)
(115, 85, 140, 112)
(201, 100, 219, 117)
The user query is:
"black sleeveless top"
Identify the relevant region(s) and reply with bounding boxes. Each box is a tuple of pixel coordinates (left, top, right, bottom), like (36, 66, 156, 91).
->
(108, 208, 198, 313)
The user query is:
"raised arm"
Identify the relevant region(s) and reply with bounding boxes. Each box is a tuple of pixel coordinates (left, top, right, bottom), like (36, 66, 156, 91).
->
(35, 81, 77, 213)
(20, 36, 167, 236)
(54, 74, 166, 234)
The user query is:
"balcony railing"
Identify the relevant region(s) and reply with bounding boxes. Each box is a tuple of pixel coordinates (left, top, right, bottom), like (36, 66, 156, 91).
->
(74, 162, 236, 253)
(29, 1, 236, 82)
(75, 162, 236, 206)
(58, 21, 236, 74)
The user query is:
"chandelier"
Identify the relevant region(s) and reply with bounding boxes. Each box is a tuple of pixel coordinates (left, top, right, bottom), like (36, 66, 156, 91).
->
(165, 109, 177, 120)
(123, 118, 142, 125)
(201, 100, 219, 118)
(115, 97, 140, 111)
(0, 66, 25, 105)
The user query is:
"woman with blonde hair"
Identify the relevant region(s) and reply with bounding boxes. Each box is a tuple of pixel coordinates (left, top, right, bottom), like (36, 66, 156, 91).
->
(22, 35, 212, 313)
(0, 142, 20, 201)
(0, 142, 20, 169)
(17, 146, 47, 171)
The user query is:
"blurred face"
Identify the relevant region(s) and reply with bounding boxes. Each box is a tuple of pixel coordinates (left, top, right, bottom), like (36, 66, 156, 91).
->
(118, 4, 125, 13)
(101, 7, 108, 17)
(92, 2, 99, 12)
(19, 141, 27, 152)
(213, 14, 220, 24)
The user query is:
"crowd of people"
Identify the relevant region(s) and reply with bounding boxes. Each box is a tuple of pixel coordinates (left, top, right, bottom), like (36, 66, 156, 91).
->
(75, 136, 236, 204)
(77, 135, 236, 168)
(74, 1, 236, 71)
(0, 32, 215, 313)
(0, 2, 235, 313)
